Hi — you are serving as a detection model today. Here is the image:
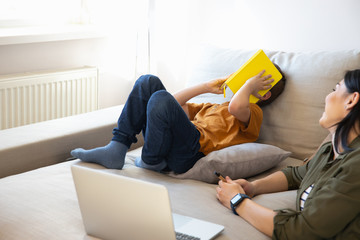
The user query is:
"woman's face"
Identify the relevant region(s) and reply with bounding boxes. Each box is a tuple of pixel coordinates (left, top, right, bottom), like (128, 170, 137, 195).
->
(319, 80, 350, 131)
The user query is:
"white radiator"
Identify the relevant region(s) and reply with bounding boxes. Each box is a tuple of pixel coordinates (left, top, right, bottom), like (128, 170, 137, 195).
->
(0, 67, 98, 130)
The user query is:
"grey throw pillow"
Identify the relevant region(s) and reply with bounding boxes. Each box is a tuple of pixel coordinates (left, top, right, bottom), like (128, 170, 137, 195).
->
(168, 143, 291, 183)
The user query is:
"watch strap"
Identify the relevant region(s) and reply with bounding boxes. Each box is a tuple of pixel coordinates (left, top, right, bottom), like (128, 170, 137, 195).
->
(231, 193, 250, 215)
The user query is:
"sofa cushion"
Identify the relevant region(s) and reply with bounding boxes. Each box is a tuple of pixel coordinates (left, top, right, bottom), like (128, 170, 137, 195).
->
(185, 45, 360, 160)
(0, 158, 298, 240)
(168, 143, 291, 183)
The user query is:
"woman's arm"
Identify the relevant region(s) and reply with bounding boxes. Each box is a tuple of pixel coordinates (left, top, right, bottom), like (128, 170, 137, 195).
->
(251, 171, 289, 196)
(237, 199, 276, 237)
(232, 171, 289, 198)
(216, 172, 289, 237)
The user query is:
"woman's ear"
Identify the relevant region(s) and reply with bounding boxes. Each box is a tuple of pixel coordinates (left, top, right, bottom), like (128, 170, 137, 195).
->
(346, 92, 360, 110)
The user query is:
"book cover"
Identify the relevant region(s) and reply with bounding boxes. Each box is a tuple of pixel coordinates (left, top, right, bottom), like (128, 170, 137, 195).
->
(222, 49, 282, 103)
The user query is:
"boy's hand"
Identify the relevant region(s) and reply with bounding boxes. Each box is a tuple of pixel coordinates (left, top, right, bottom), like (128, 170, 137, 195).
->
(246, 70, 274, 99)
(228, 70, 272, 124)
(205, 74, 231, 94)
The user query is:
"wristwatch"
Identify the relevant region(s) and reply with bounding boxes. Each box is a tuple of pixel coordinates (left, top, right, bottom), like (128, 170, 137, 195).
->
(230, 193, 251, 215)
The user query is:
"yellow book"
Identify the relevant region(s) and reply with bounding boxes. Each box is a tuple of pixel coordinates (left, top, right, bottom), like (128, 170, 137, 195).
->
(221, 49, 282, 103)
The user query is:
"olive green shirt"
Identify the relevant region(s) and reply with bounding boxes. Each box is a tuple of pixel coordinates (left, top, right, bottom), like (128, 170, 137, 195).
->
(273, 136, 360, 240)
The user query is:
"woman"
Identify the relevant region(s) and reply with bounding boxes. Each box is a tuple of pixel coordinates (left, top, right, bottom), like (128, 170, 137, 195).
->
(216, 69, 360, 239)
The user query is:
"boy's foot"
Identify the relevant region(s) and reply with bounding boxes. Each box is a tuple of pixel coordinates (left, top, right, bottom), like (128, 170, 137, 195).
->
(135, 157, 167, 172)
(71, 141, 128, 169)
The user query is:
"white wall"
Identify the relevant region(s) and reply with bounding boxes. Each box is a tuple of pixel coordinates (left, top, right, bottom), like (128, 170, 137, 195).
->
(0, 37, 137, 109)
(0, 0, 148, 110)
(1, 0, 360, 109)
(150, 0, 360, 92)
(185, 0, 360, 52)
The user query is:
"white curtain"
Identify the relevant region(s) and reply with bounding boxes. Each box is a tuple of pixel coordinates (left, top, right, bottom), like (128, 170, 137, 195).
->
(86, 0, 150, 80)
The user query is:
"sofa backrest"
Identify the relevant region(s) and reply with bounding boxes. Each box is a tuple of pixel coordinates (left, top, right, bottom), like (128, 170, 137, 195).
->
(186, 46, 360, 160)
(0, 105, 144, 178)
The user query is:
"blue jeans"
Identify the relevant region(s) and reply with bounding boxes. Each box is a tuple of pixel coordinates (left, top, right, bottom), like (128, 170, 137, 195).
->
(112, 74, 204, 173)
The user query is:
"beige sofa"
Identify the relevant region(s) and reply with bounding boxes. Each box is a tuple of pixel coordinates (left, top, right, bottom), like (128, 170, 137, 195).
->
(1, 47, 360, 240)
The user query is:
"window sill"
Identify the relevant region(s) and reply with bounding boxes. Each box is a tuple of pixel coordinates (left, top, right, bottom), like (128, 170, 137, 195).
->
(0, 24, 106, 45)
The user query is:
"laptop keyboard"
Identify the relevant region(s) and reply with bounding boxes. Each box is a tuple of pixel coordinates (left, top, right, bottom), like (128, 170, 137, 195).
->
(175, 231, 200, 240)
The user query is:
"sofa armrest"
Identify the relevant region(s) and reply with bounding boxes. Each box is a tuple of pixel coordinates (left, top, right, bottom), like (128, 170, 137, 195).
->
(0, 105, 143, 178)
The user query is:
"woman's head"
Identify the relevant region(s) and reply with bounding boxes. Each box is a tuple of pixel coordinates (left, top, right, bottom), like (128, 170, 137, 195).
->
(319, 69, 360, 153)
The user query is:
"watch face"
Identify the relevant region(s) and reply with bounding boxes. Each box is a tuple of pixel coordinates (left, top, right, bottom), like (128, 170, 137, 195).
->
(231, 194, 241, 204)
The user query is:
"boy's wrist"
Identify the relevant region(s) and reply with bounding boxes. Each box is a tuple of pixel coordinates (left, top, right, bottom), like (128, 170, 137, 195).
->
(203, 82, 211, 93)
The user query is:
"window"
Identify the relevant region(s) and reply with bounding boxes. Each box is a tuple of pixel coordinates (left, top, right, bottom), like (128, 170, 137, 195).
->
(0, 0, 86, 27)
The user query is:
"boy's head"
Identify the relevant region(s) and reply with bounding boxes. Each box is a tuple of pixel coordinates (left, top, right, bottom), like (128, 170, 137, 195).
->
(256, 63, 286, 107)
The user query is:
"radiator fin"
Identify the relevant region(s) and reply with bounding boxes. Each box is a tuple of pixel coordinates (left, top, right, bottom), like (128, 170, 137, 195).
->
(0, 67, 98, 130)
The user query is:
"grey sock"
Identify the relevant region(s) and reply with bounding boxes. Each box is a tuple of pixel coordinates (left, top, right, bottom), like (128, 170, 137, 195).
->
(71, 141, 128, 169)
(135, 157, 167, 172)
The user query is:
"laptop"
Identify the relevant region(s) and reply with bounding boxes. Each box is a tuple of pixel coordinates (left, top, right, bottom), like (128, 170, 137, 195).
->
(71, 164, 224, 240)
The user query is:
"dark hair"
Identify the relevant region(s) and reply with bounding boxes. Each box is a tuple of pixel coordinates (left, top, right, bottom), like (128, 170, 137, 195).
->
(256, 63, 286, 107)
(334, 69, 360, 154)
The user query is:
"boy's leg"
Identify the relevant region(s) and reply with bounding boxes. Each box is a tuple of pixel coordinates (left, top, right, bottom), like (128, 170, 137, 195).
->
(112, 74, 166, 145)
(71, 75, 166, 169)
(139, 90, 203, 174)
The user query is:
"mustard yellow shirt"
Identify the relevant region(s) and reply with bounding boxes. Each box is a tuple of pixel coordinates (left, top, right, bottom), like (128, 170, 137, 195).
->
(186, 102, 263, 155)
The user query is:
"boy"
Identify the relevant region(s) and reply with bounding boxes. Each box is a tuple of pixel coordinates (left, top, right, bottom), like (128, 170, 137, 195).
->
(71, 67, 286, 174)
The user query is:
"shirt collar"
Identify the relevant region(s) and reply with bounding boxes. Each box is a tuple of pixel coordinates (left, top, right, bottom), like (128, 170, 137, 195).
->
(336, 135, 360, 160)
(349, 135, 360, 149)
(319, 135, 360, 161)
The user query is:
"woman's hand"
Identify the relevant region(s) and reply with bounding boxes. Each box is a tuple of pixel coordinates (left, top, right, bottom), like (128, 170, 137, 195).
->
(232, 179, 257, 198)
(216, 176, 245, 209)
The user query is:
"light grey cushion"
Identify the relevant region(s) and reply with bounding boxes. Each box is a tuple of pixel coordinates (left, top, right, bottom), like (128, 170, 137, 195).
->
(168, 143, 291, 183)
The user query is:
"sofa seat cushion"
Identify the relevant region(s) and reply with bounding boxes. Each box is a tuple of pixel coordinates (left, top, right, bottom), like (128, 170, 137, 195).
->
(0, 152, 299, 240)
